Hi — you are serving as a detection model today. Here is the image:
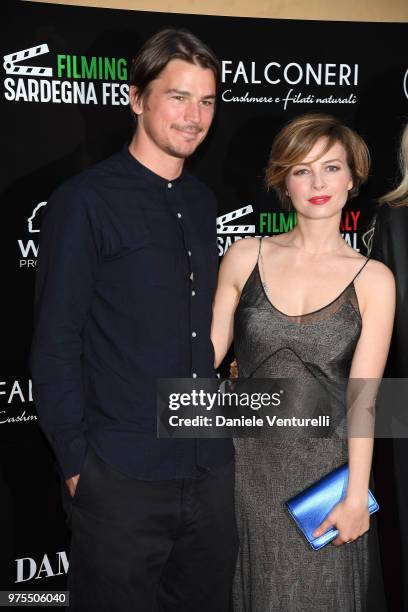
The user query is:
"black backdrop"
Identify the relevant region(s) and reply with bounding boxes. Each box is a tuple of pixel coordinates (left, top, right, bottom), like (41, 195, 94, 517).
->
(1, 0, 407, 606)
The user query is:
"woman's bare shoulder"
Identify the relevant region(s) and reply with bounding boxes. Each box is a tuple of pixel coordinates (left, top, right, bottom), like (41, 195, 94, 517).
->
(363, 258, 395, 284)
(219, 237, 261, 287)
(222, 237, 261, 263)
(356, 257, 395, 313)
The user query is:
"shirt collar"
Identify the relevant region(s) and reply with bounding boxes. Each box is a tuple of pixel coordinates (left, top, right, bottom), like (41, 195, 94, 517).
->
(120, 144, 185, 188)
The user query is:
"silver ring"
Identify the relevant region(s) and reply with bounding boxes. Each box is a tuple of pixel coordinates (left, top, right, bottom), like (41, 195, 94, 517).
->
(345, 540, 353, 544)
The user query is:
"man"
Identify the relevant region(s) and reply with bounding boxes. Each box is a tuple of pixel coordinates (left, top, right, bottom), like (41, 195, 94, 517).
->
(30, 28, 237, 612)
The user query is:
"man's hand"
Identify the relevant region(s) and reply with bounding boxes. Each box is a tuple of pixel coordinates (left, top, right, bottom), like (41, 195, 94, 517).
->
(229, 359, 238, 379)
(65, 474, 80, 498)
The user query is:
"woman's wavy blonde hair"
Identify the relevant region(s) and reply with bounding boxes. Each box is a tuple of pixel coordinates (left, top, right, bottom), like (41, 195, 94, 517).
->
(379, 124, 408, 208)
(363, 123, 408, 254)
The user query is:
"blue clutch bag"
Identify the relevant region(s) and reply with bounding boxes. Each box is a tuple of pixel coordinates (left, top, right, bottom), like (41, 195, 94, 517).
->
(285, 463, 379, 550)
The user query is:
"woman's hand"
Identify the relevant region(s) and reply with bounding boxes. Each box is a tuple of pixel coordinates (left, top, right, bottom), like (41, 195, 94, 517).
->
(312, 497, 370, 546)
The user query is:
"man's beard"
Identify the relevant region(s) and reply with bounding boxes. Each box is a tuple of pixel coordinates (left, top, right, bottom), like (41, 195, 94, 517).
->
(161, 141, 197, 159)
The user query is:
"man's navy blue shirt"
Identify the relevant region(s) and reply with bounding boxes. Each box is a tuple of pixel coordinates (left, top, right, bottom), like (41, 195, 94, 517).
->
(30, 146, 233, 480)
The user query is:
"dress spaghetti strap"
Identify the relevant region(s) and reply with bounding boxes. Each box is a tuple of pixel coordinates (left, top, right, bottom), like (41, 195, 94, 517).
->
(351, 257, 370, 284)
(257, 237, 269, 294)
(257, 236, 264, 261)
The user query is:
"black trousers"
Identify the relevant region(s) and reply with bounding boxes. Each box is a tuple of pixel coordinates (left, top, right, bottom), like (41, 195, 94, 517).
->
(394, 438, 408, 612)
(67, 447, 238, 612)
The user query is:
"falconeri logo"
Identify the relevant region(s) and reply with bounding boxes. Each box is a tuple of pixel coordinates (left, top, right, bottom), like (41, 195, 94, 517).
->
(3, 43, 129, 105)
(221, 59, 359, 110)
(0, 378, 37, 425)
(18, 201, 47, 269)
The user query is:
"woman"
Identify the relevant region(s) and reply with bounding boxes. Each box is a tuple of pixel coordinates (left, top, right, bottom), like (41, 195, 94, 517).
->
(211, 114, 395, 611)
(371, 124, 408, 377)
(371, 124, 408, 611)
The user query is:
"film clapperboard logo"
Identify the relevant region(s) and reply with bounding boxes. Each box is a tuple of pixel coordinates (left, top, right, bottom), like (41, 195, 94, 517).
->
(216, 205, 255, 235)
(3, 44, 53, 77)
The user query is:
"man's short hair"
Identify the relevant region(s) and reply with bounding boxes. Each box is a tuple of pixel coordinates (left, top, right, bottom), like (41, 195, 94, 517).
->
(129, 27, 220, 106)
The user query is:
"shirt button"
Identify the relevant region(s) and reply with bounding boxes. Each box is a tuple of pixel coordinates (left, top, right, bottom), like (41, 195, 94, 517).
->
(192, 373, 197, 378)
(190, 272, 194, 281)
(188, 250, 192, 256)
(191, 290, 196, 296)
(168, 182, 172, 189)
(192, 331, 197, 338)
(177, 212, 182, 219)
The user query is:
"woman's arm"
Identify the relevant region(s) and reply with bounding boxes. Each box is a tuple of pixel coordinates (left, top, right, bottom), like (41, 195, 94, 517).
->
(314, 259, 395, 545)
(372, 207, 408, 377)
(211, 238, 260, 368)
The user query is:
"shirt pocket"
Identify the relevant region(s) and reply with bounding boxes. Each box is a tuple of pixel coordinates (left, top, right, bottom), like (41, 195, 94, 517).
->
(98, 206, 178, 289)
(100, 206, 150, 261)
(139, 206, 182, 288)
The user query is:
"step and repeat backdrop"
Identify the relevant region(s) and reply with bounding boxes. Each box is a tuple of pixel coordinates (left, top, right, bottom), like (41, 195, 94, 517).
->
(1, 0, 407, 602)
